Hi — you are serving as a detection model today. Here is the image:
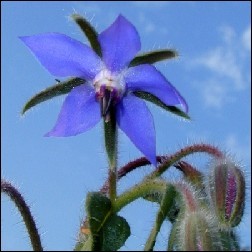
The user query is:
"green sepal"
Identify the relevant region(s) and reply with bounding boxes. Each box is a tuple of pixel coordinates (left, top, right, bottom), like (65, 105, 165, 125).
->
(102, 215, 130, 251)
(72, 14, 102, 57)
(22, 77, 84, 115)
(129, 49, 178, 67)
(219, 231, 240, 251)
(133, 91, 190, 119)
(174, 161, 204, 188)
(144, 184, 177, 251)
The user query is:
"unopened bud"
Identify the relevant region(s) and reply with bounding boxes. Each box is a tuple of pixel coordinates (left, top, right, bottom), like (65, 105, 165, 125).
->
(207, 158, 245, 228)
(169, 210, 221, 251)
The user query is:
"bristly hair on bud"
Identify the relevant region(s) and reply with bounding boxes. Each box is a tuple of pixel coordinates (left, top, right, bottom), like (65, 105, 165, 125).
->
(174, 210, 222, 251)
(206, 157, 246, 230)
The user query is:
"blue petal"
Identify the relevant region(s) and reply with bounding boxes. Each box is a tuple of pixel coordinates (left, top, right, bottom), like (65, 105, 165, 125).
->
(98, 15, 141, 73)
(20, 33, 102, 80)
(125, 64, 188, 113)
(45, 84, 101, 137)
(116, 94, 156, 166)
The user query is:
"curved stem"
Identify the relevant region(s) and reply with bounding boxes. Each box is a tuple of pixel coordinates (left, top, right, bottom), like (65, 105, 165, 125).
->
(1, 179, 43, 251)
(114, 179, 167, 213)
(101, 143, 223, 194)
(114, 144, 223, 212)
(100, 156, 163, 194)
(148, 143, 223, 179)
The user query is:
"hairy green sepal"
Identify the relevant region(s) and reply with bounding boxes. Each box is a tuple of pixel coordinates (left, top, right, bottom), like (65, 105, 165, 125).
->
(22, 78, 84, 114)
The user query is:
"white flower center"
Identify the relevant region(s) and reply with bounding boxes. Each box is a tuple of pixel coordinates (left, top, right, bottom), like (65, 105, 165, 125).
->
(93, 69, 126, 99)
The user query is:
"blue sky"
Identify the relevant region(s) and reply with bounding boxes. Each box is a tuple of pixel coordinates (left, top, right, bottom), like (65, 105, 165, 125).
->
(1, 1, 251, 250)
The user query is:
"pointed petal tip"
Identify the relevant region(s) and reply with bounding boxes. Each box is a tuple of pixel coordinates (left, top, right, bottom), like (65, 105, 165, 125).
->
(44, 131, 53, 137)
(19, 35, 29, 44)
(44, 130, 69, 137)
(116, 14, 127, 22)
(180, 100, 189, 114)
(179, 94, 189, 112)
(98, 14, 140, 72)
(19, 33, 102, 79)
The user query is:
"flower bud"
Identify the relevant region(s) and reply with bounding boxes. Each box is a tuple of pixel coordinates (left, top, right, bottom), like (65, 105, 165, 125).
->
(169, 210, 222, 251)
(207, 158, 245, 228)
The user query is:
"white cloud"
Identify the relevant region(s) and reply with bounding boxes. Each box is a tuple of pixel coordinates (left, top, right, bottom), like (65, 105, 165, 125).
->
(224, 134, 251, 162)
(242, 25, 251, 51)
(189, 24, 251, 109)
(201, 80, 227, 109)
(137, 12, 157, 35)
(194, 46, 245, 90)
(219, 25, 236, 44)
(193, 79, 234, 109)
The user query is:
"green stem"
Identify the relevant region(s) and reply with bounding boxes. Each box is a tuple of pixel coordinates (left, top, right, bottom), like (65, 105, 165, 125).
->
(167, 219, 181, 251)
(1, 179, 43, 251)
(144, 185, 177, 251)
(114, 179, 167, 213)
(114, 144, 223, 213)
(104, 108, 117, 205)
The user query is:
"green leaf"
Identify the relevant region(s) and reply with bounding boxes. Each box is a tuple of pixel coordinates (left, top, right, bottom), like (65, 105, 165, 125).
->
(102, 215, 130, 251)
(72, 14, 102, 57)
(86, 192, 112, 235)
(129, 49, 178, 67)
(21, 77, 84, 115)
(144, 184, 177, 251)
(83, 192, 130, 251)
(134, 91, 190, 119)
(85, 192, 112, 251)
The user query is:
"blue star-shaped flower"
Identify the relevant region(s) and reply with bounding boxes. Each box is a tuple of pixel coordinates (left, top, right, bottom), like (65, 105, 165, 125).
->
(20, 15, 188, 166)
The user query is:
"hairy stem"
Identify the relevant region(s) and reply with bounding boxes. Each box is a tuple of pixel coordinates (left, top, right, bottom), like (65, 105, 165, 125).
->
(1, 179, 43, 251)
(104, 108, 118, 205)
(144, 184, 177, 251)
(101, 143, 223, 194)
(114, 180, 167, 213)
(148, 143, 223, 179)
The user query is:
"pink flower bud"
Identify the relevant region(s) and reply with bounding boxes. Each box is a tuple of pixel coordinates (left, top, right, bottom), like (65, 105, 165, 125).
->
(207, 158, 245, 228)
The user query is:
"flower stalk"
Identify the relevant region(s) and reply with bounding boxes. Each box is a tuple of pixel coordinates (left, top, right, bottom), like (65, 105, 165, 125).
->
(1, 179, 43, 251)
(104, 106, 118, 205)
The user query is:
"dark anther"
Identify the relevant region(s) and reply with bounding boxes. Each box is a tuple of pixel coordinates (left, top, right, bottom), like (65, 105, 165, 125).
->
(101, 89, 113, 118)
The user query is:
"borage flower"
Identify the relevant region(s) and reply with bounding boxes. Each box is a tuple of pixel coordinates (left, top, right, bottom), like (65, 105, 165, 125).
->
(20, 15, 188, 166)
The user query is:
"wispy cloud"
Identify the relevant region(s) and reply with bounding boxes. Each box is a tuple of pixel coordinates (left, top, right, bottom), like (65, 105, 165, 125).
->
(189, 24, 251, 109)
(200, 80, 229, 109)
(192, 25, 247, 90)
(137, 12, 156, 34)
(194, 46, 245, 90)
(219, 25, 236, 44)
(242, 25, 251, 51)
(224, 134, 251, 162)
